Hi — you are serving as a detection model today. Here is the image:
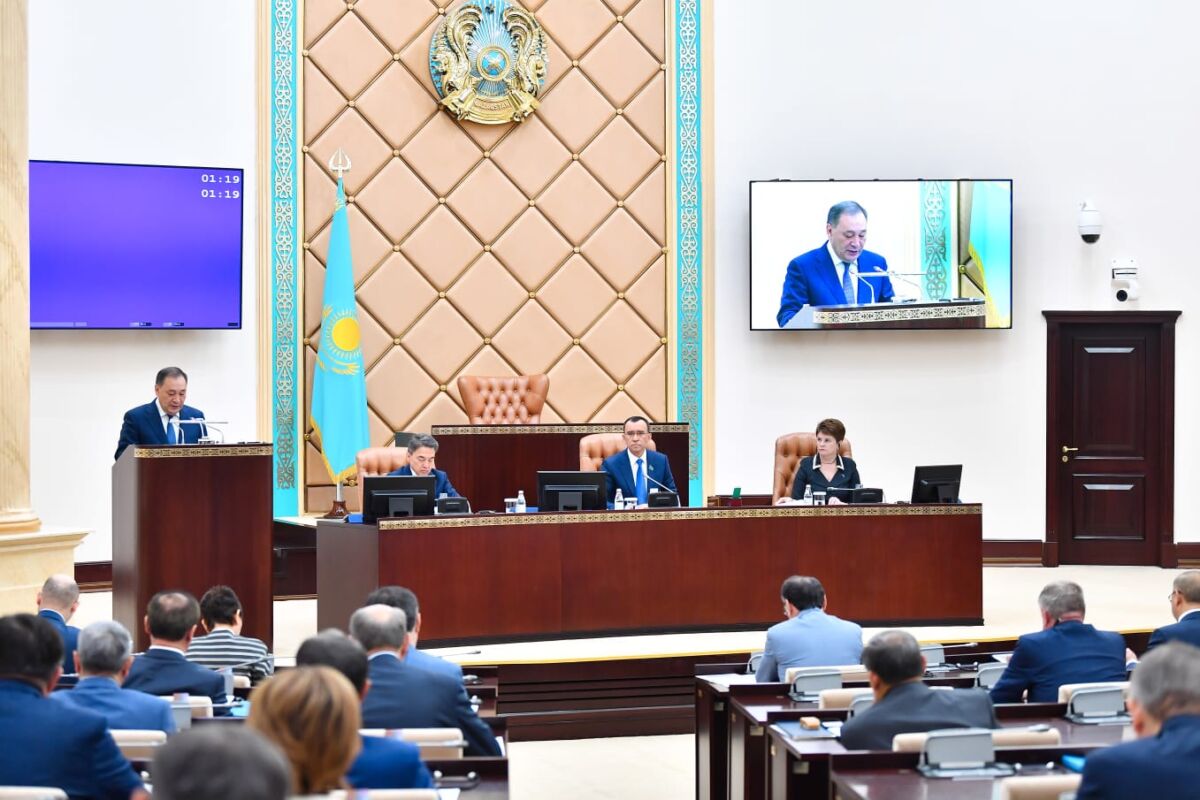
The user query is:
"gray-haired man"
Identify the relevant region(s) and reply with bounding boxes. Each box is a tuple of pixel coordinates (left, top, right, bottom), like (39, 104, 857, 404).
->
(50, 620, 175, 732)
(386, 433, 458, 497)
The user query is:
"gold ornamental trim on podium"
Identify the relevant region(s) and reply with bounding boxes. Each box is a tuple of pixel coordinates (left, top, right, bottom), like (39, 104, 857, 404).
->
(134, 444, 274, 459)
(431, 423, 690, 436)
(379, 503, 983, 530)
(812, 301, 986, 326)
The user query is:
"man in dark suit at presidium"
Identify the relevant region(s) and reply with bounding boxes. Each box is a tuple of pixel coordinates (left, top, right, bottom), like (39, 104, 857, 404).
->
(114, 366, 205, 459)
(602, 415, 678, 506)
(387, 433, 459, 497)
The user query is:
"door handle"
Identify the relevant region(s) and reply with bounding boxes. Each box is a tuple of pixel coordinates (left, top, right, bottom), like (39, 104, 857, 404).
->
(1062, 446, 1079, 453)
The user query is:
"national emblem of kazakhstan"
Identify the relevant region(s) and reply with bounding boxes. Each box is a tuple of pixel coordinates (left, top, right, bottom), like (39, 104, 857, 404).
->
(429, 0, 549, 125)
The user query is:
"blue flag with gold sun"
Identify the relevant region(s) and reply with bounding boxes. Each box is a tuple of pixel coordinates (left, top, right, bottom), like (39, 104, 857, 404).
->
(310, 178, 370, 484)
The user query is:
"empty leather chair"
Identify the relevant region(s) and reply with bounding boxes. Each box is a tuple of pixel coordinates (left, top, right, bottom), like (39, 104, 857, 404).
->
(356, 447, 409, 477)
(579, 433, 657, 471)
(997, 774, 1081, 800)
(772, 432, 853, 503)
(457, 375, 548, 424)
(892, 726, 1061, 752)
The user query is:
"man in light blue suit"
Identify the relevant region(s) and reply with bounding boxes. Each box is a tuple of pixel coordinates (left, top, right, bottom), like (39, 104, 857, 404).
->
(1146, 570, 1200, 651)
(777, 201, 895, 327)
(601, 416, 677, 505)
(114, 367, 205, 460)
(1077, 642, 1200, 799)
(52, 620, 175, 732)
(756, 576, 863, 682)
(365, 585, 463, 682)
(37, 573, 81, 673)
(387, 433, 459, 498)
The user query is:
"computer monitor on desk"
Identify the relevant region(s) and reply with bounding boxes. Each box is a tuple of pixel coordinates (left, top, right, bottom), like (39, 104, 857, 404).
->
(537, 471, 607, 512)
(911, 465, 962, 503)
(362, 475, 436, 523)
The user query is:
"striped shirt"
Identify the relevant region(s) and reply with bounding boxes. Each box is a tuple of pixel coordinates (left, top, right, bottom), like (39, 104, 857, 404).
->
(185, 629, 273, 682)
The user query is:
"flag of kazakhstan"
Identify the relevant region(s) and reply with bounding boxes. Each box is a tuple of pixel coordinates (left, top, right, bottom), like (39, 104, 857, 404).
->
(966, 181, 1013, 328)
(310, 178, 370, 483)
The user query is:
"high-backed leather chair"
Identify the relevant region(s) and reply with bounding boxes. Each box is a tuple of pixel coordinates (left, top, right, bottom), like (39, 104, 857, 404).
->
(356, 446, 408, 477)
(579, 433, 657, 471)
(772, 432, 853, 503)
(457, 375, 549, 424)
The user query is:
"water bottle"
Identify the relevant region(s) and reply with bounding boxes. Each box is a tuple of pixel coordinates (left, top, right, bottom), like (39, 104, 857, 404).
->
(802, 485, 813, 506)
(515, 490, 526, 513)
(614, 488, 624, 509)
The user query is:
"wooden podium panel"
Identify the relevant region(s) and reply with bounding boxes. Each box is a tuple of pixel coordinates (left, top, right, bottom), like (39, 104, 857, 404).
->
(316, 504, 982, 646)
(113, 445, 273, 651)
(429, 423, 690, 511)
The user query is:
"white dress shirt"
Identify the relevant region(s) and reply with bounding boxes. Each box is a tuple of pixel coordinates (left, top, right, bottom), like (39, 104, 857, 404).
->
(155, 399, 178, 439)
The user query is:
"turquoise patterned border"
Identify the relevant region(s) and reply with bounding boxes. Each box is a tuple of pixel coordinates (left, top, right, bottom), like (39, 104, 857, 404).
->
(920, 181, 952, 302)
(270, 0, 299, 515)
(674, 0, 703, 503)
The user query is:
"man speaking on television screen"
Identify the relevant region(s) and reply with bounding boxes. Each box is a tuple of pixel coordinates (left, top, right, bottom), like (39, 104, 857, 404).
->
(114, 367, 205, 459)
(776, 200, 895, 327)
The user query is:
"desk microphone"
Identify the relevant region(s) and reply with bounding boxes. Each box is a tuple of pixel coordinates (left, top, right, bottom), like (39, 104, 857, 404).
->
(645, 472, 675, 494)
(849, 267, 876, 305)
(178, 418, 228, 443)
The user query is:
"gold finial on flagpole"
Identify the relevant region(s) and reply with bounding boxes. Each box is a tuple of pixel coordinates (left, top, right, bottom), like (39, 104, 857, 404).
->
(328, 148, 352, 179)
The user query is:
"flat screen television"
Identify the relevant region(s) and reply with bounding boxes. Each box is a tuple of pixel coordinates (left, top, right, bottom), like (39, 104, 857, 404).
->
(361, 475, 437, 523)
(750, 179, 1012, 331)
(537, 471, 608, 512)
(29, 160, 244, 329)
(910, 464, 963, 504)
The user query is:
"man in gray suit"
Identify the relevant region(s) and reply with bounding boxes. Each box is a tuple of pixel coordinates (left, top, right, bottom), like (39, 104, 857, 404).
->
(839, 630, 998, 750)
(756, 575, 863, 682)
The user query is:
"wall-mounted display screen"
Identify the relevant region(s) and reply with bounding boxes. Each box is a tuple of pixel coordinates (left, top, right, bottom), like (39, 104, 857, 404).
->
(750, 179, 1013, 331)
(29, 160, 244, 329)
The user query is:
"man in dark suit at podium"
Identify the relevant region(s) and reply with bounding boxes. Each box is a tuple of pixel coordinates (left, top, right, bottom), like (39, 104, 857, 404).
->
(114, 366, 205, 460)
(602, 416, 677, 505)
(1147, 570, 1200, 651)
(777, 201, 895, 327)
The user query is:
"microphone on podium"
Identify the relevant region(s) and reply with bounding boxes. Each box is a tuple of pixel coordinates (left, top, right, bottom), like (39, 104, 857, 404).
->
(643, 471, 680, 507)
(849, 267, 876, 305)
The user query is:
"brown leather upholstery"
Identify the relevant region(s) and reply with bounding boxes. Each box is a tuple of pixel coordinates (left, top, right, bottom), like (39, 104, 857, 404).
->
(772, 433, 853, 503)
(356, 447, 408, 477)
(579, 433, 657, 471)
(457, 375, 549, 424)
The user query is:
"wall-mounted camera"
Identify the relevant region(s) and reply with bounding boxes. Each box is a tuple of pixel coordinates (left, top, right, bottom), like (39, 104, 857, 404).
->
(1112, 260, 1138, 303)
(1078, 201, 1102, 244)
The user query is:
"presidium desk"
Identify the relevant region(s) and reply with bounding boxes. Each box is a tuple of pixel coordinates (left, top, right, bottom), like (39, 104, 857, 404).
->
(316, 503, 982, 646)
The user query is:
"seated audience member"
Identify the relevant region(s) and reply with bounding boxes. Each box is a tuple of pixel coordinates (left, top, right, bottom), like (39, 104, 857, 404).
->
(123, 590, 228, 715)
(365, 585, 463, 681)
(51, 620, 175, 732)
(351, 604, 501, 756)
(186, 585, 273, 682)
(1147, 570, 1200, 651)
(756, 575, 862, 682)
(0, 614, 145, 799)
(153, 726, 290, 800)
(990, 581, 1127, 704)
(388, 433, 458, 497)
(1077, 641, 1200, 798)
(839, 630, 998, 750)
(37, 573, 81, 673)
(248, 666, 362, 795)
(296, 630, 435, 790)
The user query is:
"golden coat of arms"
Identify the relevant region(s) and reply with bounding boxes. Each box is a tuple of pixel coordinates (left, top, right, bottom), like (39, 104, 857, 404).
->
(429, 0, 549, 125)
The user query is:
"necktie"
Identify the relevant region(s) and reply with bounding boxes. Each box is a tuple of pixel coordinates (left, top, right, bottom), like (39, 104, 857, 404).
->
(166, 416, 177, 445)
(841, 262, 855, 304)
(635, 458, 648, 505)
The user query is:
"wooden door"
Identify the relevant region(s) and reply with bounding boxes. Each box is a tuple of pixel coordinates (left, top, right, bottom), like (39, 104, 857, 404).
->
(1044, 311, 1180, 566)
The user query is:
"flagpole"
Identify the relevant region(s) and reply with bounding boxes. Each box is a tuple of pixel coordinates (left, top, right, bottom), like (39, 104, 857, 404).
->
(320, 148, 354, 521)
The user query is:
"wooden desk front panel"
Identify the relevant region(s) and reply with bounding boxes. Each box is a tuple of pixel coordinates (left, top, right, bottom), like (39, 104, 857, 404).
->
(373, 505, 982, 644)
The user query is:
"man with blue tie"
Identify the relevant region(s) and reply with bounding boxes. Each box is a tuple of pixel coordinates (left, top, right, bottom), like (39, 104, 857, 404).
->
(114, 366, 206, 460)
(601, 415, 678, 506)
(1146, 570, 1200, 651)
(387, 433, 458, 497)
(776, 200, 895, 327)
(36, 573, 81, 673)
(51, 620, 175, 732)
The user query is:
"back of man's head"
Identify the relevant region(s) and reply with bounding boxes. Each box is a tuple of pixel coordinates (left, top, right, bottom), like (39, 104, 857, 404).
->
(0, 613, 64, 689)
(349, 604, 407, 652)
(1037, 581, 1086, 620)
(862, 630, 924, 686)
(364, 585, 419, 633)
(147, 591, 201, 641)
(295, 630, 369, 694)
(38, 574, 80, 612)
(78, 620, 134, 676)
(780, 576, 825, 612)
(1173, 570, 1200, 605)
(1131, 641, 1200, 723)
(152, 726, 290, 800)
(199, 585, 242, 628)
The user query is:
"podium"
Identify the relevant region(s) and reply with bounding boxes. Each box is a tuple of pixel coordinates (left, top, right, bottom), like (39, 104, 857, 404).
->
(784, 299, 986, 329)
(112, 444, 273, 651)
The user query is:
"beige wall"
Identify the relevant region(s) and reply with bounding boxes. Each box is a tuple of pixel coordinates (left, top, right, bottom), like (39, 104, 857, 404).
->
(301, 0, 668, 508)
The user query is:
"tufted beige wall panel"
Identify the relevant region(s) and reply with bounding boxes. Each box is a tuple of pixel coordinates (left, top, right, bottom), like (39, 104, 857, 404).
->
(302, 0, 668, 509)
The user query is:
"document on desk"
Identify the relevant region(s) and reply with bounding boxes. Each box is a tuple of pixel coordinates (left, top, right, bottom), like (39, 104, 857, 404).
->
(702, 672, 761, 689)
(773, 720, 840, 740)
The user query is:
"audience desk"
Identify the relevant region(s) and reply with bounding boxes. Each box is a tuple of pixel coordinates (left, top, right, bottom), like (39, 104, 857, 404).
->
(316, 503, 983, 645)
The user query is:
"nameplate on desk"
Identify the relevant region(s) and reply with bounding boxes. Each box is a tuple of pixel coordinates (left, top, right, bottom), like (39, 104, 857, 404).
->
(431, 423, 689, 436)
(134, 444, 272, 458)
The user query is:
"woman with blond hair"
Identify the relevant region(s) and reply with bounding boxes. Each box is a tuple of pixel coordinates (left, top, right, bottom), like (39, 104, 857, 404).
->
(248, 666, 362, 795)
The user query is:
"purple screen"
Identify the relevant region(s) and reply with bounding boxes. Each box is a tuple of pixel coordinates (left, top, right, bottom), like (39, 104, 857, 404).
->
(29, 161, 244, 329)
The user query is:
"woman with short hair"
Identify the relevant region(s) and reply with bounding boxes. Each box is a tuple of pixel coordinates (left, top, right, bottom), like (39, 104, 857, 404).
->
(789, 418, 861, 504)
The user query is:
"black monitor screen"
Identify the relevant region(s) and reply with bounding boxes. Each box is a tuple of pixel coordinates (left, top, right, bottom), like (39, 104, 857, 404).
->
(362, 475, 436, 523)
(911, 465, 963, 504)
(537, 471, 608, 512)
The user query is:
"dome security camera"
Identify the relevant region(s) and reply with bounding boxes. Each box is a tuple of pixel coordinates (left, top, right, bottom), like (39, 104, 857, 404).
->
(1078, 202, 1102, 244)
